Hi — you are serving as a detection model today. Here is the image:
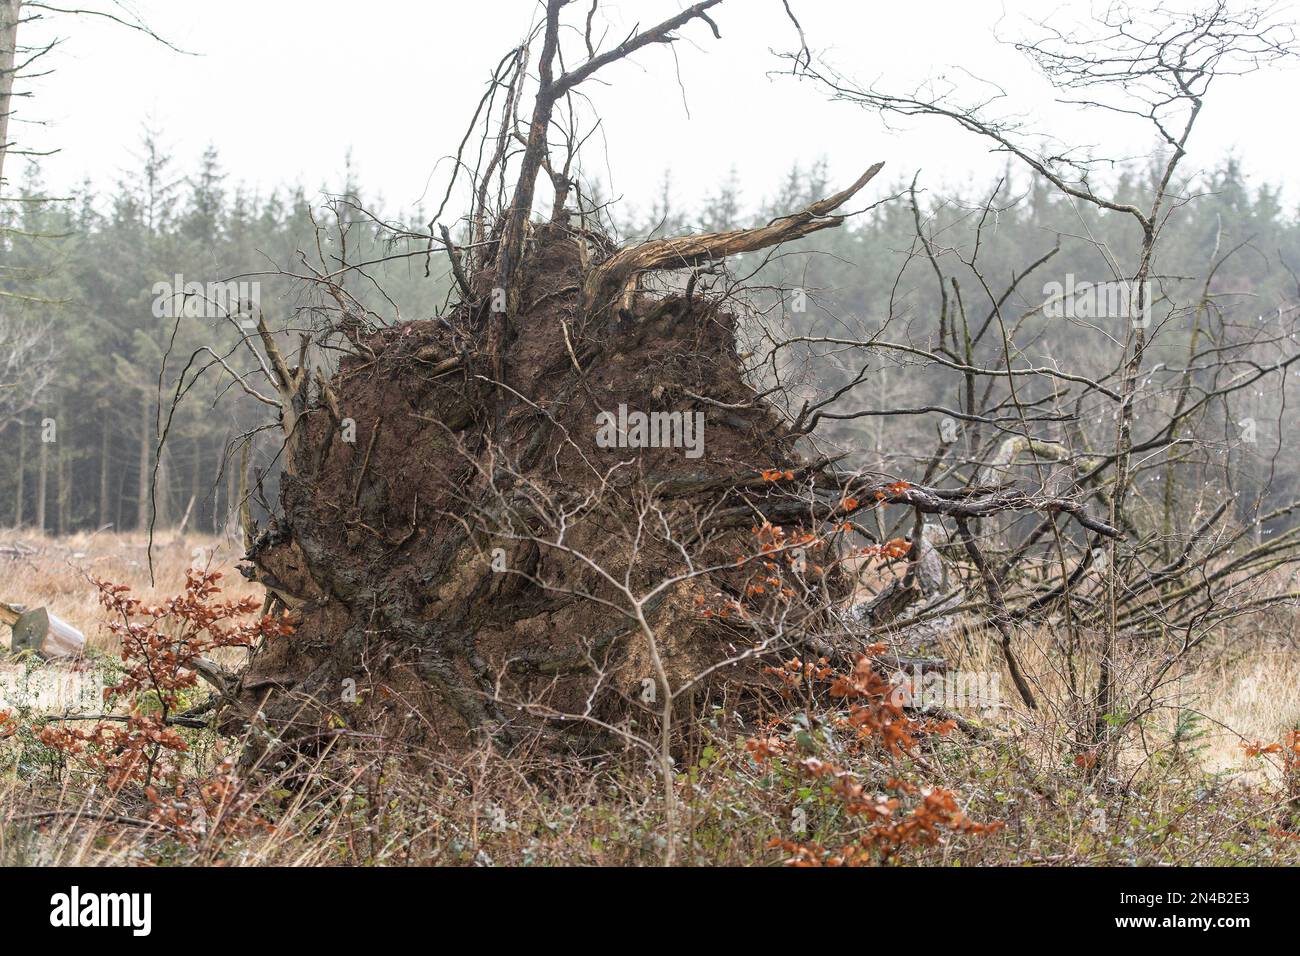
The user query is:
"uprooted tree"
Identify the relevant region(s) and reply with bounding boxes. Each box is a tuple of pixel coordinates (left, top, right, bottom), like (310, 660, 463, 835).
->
(153, 0, 1298, 798)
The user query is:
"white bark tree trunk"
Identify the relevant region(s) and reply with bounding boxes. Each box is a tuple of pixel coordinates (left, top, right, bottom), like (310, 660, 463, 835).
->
(0, 0, 22, 196)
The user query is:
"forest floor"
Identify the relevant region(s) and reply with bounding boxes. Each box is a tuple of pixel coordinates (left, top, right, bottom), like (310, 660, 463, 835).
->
(1, 530, 1298, 866)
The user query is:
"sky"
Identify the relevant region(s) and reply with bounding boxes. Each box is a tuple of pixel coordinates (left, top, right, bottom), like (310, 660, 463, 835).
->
(13, 0, 1300, 222)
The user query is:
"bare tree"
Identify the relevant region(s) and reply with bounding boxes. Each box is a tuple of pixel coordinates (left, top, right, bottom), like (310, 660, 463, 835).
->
(0, 310, 53, 428)
(0, 0, 20, 197)
(780, 0, 1300, 765)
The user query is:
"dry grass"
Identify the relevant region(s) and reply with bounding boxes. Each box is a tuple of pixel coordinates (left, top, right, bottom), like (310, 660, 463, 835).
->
(2, 529, 1299, 866)
(857, 545, 1300, 780)
(0, 528, 259, 656)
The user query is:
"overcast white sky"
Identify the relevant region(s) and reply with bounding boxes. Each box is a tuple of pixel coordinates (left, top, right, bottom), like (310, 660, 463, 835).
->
(15, 0, 1300, 220)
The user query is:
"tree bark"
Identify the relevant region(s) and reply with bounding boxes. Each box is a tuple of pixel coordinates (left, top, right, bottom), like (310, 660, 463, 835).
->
(35, 422, 46, 533)
(98, 412, 111, 528)
(13, 416, 23, 527)
(136, 388, 150, 530)
(56, 411, 67, 535)
(0, 0, 21, 197)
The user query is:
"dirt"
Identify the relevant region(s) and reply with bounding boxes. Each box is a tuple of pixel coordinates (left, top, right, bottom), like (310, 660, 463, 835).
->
(230, 222, 847, 758)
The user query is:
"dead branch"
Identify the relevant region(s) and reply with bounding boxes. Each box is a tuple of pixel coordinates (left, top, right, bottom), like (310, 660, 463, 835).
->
(581, 162, 885, 316)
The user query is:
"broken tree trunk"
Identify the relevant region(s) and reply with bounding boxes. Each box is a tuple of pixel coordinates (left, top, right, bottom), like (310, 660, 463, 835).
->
(581, 162, 884, 316)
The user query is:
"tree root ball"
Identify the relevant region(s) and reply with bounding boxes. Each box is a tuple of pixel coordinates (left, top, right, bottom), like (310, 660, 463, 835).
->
(227, 225, 847, 759)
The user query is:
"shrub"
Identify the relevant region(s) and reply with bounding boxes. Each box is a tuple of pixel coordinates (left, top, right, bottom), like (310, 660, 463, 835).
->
(751, 646, 1003, 865)
(35, 569, 290, 840)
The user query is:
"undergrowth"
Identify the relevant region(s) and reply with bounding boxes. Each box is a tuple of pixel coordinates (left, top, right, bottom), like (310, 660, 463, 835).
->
(3, 572, 1299, 866)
